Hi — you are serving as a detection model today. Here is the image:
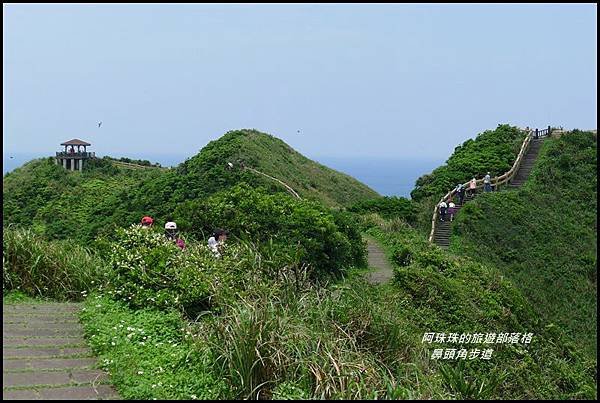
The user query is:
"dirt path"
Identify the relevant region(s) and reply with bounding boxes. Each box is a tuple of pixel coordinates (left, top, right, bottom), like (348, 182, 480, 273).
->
(365, 238, 394, 285)
(3, 302, 119, 400)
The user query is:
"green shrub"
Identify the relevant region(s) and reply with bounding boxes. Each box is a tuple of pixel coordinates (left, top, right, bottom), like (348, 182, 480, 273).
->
(174, 183, 366, 276)
(392, 245, 412, 267)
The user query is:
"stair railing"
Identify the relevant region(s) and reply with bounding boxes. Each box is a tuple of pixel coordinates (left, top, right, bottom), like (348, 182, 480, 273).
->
(428, 127, 547, 243)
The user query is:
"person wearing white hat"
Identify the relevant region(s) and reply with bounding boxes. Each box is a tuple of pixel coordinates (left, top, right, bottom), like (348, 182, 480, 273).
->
(165, 219, 186, 249)
(164, 220, 178, 241)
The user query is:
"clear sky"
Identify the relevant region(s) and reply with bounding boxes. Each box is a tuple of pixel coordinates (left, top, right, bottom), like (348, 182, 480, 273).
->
(3, 3, 597, 160)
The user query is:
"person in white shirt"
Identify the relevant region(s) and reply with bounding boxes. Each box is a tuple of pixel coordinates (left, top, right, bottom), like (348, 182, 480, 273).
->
(483, 172, 492, 192)
(438, 201, 448, 222)
(208, 229, 229, 257)
(164, 221, 177, 240)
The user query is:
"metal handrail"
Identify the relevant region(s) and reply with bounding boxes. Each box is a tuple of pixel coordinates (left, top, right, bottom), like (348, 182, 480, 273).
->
(427, 127, 545, 243)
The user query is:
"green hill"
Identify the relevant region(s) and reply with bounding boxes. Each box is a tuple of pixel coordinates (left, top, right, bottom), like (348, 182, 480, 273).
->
(150, 128, 379, 209)
(3, 129, 379, 242)
(411, 124, 527, 233)
(450, 130, 597, 359)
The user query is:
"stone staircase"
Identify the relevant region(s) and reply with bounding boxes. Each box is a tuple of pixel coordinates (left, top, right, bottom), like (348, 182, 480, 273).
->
(432, 193, 474, 249)
(508, 138, 544, 188)
(432, 137, 545, 249)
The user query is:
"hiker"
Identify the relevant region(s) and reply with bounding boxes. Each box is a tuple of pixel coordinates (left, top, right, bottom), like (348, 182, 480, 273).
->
(438, 201, 448, 222)
(448, 201, 456, 222)
(484, 172, 492, 192)
(140, 216, 154, 228)
(468, 177, 477, 197)
(208, 229, 229, 257)
(165, 220, 185, 250)
(455, 183, 465, 205)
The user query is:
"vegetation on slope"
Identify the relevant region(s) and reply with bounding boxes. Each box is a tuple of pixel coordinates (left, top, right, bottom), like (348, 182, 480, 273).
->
(132, 129, 380, 214)
(3, 129, 379, 243)
(2, 157, 163, 241)
(347, 196, 418, 225)
(411, 124, 526, 202)
(451, 130, 597, 359)
(201, 129, 380, 206)
(75, 215, 596, 400)
(363, 216, 595, 399)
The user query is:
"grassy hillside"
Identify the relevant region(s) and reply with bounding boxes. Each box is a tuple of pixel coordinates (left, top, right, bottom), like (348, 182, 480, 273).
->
(411, 124, 526, 202)
(362, 219, 596, 399)
(3, 157, 163, 241)
(451, 130, 597, 359)
(3, 129, 379, 242)
(166, 129, 379, 207)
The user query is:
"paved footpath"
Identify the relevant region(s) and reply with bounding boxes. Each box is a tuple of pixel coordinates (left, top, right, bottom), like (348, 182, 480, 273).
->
(3, 303, 119, 400)
(365, 238, 394, 285)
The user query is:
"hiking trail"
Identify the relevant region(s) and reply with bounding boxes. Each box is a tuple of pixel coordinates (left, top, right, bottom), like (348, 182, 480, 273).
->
(3, 302, 119, 400)
(365, 237, 394, 285)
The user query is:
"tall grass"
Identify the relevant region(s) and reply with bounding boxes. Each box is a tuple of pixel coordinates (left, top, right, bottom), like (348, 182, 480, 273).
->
(3, 225, 107, 301)
(202, 281, 429, 400)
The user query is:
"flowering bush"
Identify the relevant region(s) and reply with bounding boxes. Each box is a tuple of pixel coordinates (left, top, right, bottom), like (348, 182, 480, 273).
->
(105, 225, 229, 316)
(103, 224, 290, 317)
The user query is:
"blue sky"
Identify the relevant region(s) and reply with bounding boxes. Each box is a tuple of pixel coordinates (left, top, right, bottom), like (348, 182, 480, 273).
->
(3, 3, 597, 160)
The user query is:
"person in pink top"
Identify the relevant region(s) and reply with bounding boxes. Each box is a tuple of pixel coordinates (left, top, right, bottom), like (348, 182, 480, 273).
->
(165, 219, 185, 250)
(468, 177, 477, 197)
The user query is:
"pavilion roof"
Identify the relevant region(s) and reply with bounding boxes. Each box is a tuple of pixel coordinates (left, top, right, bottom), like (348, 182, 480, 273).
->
(60, 139, 91, 146)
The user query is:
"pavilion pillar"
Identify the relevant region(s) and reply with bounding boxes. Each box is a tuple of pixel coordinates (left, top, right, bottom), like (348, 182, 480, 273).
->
(79, 159, 83, 172)
(71, 159, 76, 171)
(63, 159, 67, 169)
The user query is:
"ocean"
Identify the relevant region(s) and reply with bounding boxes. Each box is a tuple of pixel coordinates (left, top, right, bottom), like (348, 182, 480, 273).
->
(3, 153, 443, 198)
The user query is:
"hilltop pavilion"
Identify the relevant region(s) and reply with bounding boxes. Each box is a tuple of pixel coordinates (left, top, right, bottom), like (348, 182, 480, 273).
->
(56, 139, 95, 171)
